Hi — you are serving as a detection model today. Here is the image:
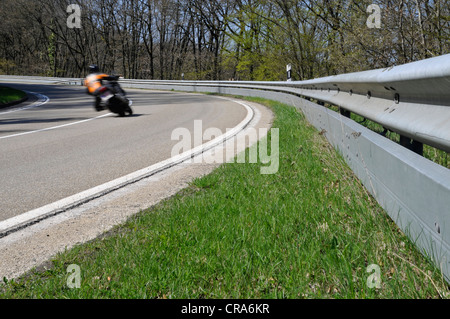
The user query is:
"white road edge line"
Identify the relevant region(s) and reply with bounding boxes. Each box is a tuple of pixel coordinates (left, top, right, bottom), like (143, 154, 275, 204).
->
(0, 91, 49, 115)
(0, 113, 113, 140)
(0, 98, 254, 237)
(0, 91, 115, 140)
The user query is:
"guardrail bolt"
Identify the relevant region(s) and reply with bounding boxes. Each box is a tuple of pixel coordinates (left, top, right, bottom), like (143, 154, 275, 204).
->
(435, 222, 441, 234)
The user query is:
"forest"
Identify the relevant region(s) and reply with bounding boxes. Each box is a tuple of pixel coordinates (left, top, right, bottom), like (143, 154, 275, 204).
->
(0, 0, 448, 81)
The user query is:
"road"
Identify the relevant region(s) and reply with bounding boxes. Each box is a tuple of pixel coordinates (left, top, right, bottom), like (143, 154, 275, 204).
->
(0, 82, 248, 222)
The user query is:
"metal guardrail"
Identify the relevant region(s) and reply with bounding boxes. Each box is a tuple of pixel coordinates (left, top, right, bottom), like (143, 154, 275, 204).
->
(0, 75, 83, 85)
(120, 53, 450, 154)
(1, 54, 450, 282)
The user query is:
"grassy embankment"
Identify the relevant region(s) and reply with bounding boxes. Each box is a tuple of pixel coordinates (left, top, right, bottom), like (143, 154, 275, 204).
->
(1, 96, 449, 299)
(0, 85, 27, 105)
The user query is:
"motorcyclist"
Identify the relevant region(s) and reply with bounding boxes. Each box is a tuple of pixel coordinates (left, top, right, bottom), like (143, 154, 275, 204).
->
(84, 64, 120, 111)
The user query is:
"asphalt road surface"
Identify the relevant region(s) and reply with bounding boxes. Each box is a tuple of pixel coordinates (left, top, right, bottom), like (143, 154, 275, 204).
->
(0, 82, 248, 222)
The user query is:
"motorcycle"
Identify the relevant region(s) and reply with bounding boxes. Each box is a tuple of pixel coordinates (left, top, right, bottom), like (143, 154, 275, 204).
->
(98, 77, 133, 117)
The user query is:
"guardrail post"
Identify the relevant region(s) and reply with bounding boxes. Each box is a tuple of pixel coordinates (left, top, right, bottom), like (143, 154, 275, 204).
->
(339, 108, 351, 118)
(400, 136, 424, 156)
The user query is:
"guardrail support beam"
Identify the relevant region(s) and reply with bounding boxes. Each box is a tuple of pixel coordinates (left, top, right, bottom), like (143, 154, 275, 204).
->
(339, 108, 351, 118)
(399, 136, 424, 156)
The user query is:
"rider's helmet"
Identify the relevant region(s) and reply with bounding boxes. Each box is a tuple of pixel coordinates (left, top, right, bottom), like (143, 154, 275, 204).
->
(88, 64, 99, 74)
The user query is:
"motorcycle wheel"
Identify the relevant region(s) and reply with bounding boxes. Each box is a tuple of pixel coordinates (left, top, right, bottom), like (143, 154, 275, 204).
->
(118, 104, 133, 117)
(126, 106, 133, 116)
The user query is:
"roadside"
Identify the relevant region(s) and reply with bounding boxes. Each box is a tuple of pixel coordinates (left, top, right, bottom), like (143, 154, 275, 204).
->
(0, 98, 273, 281)
(0, 85, 28, 107)
(1, 96, 448, 299)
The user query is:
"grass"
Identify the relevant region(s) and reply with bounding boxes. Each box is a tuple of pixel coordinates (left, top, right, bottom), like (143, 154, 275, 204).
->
(0, 85, 27, 105)
(1, 96, 449, 299)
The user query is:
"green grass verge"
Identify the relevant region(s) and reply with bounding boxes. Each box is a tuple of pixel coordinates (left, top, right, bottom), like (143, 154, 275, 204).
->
(1, 96, 449, 299)
(0, 85, 27, 105)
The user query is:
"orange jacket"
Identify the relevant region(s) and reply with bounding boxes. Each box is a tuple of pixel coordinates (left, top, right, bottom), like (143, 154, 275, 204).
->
(84, 73, 110, 94)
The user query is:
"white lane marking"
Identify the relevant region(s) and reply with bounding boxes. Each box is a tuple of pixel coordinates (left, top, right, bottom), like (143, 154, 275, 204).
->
(0, 98, 254, 236)
(0, 112, 113, 140)
(0, 91, 123, 140)
(0, 91, 49, 115)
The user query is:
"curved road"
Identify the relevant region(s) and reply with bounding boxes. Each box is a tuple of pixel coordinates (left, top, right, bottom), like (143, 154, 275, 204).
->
(0, 82, 248, 222)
